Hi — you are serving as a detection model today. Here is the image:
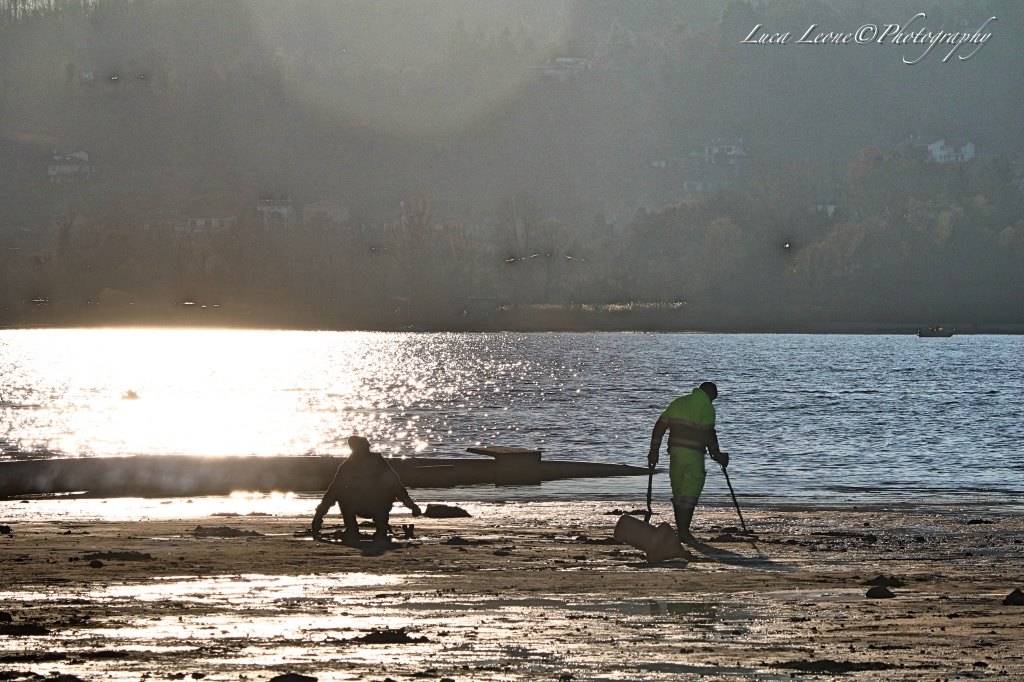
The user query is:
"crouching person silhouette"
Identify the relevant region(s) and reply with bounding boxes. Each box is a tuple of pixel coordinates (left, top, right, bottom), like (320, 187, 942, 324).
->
(311, 436, 422, 545)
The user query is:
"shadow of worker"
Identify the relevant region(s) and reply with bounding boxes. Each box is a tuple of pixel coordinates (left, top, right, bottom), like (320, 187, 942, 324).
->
(315, 532, 415, 557)
(685, 536, 797, 572)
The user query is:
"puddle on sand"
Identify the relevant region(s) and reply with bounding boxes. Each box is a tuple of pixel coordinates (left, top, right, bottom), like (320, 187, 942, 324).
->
(547, 596, 754, 628)
(0, 580, 829, 680)
(0, 571, 404, 604)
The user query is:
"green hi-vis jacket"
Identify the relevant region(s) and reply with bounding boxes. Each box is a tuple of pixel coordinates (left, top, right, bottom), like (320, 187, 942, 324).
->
(659, 387, 719, 453)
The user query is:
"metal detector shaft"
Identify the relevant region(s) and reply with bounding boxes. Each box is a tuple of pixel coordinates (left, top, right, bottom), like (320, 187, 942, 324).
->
(720, 464, 749, 533)
(643, 464, 654, 523)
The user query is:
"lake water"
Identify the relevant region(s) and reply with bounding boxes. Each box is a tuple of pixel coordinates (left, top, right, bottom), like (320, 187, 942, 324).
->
(1, 329, 1021, 505)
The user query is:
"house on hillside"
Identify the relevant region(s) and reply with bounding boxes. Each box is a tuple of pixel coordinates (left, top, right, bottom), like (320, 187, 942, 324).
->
(642, 138, 747, 207)
(257, 195, 295, 227)
(47, 151, 95, 184)
(173, 214, 237, 235)
(538, 56, 593, 82)
(700, 138, 746, 174)
(681, 179, 716, 195)
(927, 139, 976, 164)
(812, 194, 839, 220)
(302, 199, 349, 225)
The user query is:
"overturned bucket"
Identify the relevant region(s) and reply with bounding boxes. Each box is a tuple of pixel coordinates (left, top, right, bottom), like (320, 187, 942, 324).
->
(613, 514, 688, 564)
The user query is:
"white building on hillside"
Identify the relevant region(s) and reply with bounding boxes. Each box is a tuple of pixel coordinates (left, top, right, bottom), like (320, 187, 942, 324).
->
(701, 138, 746, 169)
(257, 195, 295, 227)
(927, 139, 976, 164)
(48, 151, 95, 183)
(302, 199, 348, 225)
(538, 56, 592, 82)
(173, 215, 237, 235)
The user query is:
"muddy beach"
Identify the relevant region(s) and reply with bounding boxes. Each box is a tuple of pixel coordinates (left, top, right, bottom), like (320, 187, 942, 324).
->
(2, 500, 1023, 681)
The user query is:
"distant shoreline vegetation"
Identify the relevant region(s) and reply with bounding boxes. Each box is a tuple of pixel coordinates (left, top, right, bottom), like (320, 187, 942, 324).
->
(4, 304, 1023, 335)
(1, 1, 1022, 332)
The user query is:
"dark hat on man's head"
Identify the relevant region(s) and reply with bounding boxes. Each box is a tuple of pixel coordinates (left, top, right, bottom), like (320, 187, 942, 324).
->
(699, 381, 718, 400)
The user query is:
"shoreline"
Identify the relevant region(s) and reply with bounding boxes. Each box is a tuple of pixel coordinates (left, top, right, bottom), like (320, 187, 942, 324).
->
(3, 485, 1024, 513)
(2, 500, 1022, 680)
(4, 320, 1024, 334)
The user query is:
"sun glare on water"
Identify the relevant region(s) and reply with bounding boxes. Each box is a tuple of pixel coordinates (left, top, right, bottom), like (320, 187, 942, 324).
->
(5, 328, 408, 458)
(2, 327, 554, 463)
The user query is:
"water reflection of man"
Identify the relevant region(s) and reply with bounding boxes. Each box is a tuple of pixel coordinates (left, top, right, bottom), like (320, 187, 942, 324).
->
(648, 382, 728, 542)
(311, 436, 421, 544)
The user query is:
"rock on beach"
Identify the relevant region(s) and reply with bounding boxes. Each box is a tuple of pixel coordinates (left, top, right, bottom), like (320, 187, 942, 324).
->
(866, 585, 895, 599)
(1003, 588, 1024, 605)
(192, 525, 262, 538)
(424, 504, 471, 518)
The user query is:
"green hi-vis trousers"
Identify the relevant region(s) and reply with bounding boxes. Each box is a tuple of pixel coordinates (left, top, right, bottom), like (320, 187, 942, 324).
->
(669, 446, 706, 507)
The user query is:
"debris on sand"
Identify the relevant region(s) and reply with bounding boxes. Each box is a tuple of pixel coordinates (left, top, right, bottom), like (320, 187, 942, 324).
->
(79, 650, 129, 660)
(603, 509, 646, 516)
(82, 551, 154, 562)
(445, 536, 493, 546)
(0, 653, 65, 664)
(424, 504, 471, 518)
(864, 575, 905, 588)
(770, 659, 894, 673)
(211, 512, 272, 518)
(191, 526, 262, 538)
(348, 627, 429, 644)
(89, 559, 104, 569)
(0, 612, 11, 623)
(866, 585, 895, 599)
(0, 651, 127, 664)
(122, 390, 140, 400)
(0, 524, 11, 535)
(966, 518, 994, 525)
(1002, 588, 1024, 606)
(571, 534, 619, 545)
(269, 674, 317, 682)
(0, 622, 50, 636)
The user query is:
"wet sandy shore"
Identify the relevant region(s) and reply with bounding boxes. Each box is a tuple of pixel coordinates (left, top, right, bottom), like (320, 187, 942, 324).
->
(2, 500, 1023, 680)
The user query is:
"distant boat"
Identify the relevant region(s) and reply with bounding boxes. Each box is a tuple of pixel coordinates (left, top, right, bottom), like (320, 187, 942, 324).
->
(918, 326, 954, 338)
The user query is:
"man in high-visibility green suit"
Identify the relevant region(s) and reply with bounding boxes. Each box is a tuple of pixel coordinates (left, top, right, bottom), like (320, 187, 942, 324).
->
(648, 381, 728, 541)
